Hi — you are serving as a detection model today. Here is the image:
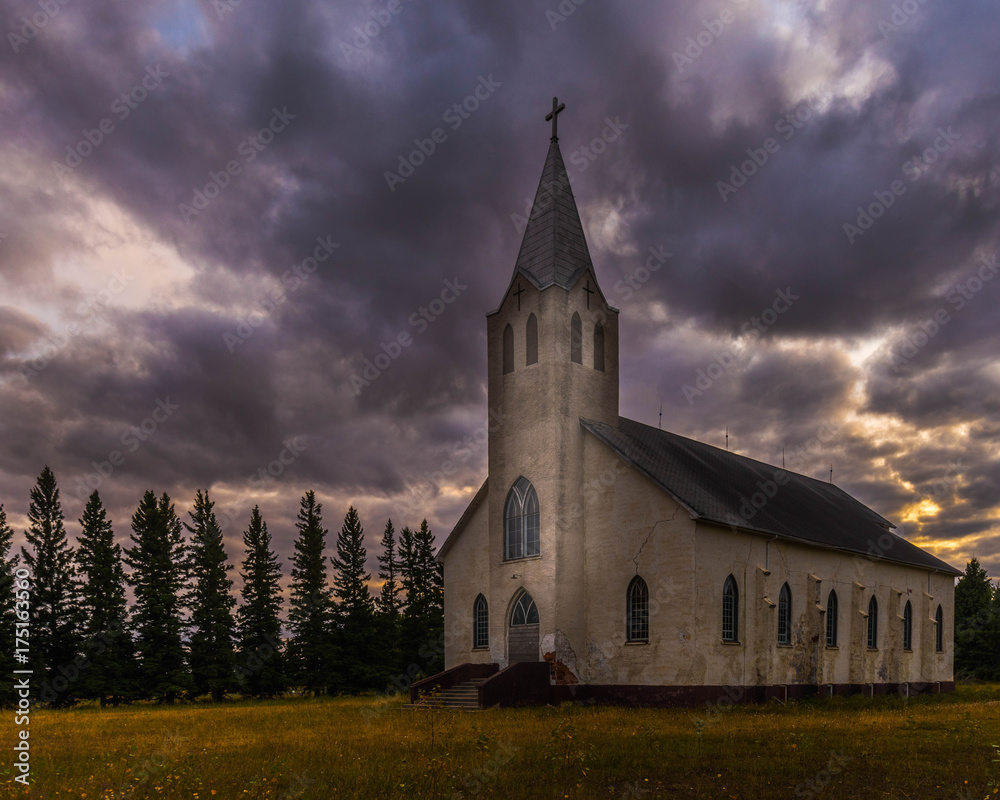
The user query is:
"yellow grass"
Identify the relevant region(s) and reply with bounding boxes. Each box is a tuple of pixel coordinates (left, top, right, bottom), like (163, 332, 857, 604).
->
(3, 684, 1000, 799)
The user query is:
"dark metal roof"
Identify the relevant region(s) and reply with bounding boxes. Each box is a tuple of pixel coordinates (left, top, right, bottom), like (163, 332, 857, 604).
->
(581, 416, 962, 576)
(512, 139, 594, 291)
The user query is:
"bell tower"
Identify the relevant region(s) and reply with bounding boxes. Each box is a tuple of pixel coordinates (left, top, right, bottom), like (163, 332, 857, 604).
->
(485, 97, 619, 668)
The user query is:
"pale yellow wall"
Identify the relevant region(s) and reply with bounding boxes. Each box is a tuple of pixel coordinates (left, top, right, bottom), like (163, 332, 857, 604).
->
(441, 491, 492, 668)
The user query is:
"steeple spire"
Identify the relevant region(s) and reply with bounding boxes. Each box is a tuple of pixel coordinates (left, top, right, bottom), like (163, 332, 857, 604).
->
(511, 98, 596, 292)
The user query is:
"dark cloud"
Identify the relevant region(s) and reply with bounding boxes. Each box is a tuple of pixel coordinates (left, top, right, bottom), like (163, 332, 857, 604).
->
(0, 0, 997, 579)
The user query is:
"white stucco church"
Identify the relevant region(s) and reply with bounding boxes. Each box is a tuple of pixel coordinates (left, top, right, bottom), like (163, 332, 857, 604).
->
(422, 99, 961, 707)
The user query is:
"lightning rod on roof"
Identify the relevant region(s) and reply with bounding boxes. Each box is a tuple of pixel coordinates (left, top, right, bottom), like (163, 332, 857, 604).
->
(726, 427, 729, 451)
(658, 402, 662, 430)
(782, 447, 785, 469)
(830, 464, 834, 483)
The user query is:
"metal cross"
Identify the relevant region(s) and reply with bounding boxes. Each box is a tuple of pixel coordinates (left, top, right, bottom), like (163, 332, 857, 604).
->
(513, 282, 525, 310)
(583, 280, 594, 309)
(545, 96, 566, 141)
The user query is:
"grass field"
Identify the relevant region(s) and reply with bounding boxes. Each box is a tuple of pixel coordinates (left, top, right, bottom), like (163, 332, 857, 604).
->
(4, 684, 1000, 800)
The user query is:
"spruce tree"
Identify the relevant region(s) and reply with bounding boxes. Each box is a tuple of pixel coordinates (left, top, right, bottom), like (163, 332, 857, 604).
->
(287, 491, 332, 694)
(21, 466, 80, 706)
(954, 557, 995, 678)
(186, 490, 236, 702)
(236, 506, 285, 697)
(0, 505, 19, 706)
(331, 506, 377, 692)
(375, 519, 401, 684)
(76, 491, 134, 705)
(399, 520, 445, 678)
(124, 492, 190, 703)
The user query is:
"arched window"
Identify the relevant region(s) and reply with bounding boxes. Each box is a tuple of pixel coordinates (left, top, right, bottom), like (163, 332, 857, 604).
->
(502, 324, 514, 374)
(525, 314, 538, 365)
(935, 605, 943, 652)
(593, 323, 605, 372)
(570, 312, 582, 363)
(722, 575, 739, 642)
(504, 477, 540, 560)
(627, 576, 649, 642)
(903, 600, 913, 650)
(867, 595, 878, 648)
(473, 594, 489, 649)
(510, 591, 539, 626)
(777, 583, 791, 644)
(826, 590, 838, 647)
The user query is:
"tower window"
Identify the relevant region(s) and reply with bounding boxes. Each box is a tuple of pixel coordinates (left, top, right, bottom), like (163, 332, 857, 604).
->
(502, 324, 513, 375)
(593, 323, 605, 372)
(903, 600, 913, 651)
(473, 594, 489, 649)
(570, 312, 582, 364)
(777, 582, 791, 645)
(526, 314, 538, 366)
(627, 576, 649, 642)
(504, 477, 540, 560)
(826, 590, 838, 647)
(722, 575, 738, 642)
(867, 595, 878, 648)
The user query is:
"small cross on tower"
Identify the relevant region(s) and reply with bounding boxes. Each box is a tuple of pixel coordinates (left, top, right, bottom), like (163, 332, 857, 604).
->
(513, 282, 525, 311)
(545, 96, 566, 142)
(583, 280, 594, 309)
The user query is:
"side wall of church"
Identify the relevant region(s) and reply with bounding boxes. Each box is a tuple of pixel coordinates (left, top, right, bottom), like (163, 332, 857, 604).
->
(441, 492, 493, 669)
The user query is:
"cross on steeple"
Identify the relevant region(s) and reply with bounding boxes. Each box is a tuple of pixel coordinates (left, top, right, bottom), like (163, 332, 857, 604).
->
(513, 282, 525, 310)
(545, 96, 566, 141)
(583, 279, 594, 309)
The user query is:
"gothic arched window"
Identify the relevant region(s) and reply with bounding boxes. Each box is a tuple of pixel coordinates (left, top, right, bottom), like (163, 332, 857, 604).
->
(593, 323, 605, 372)
(777, 583, 792, 644)
(867, 595, 879, 648)
(502, 324, 514, 375)
(473, 594, 489, 649)
(510, 590, 539, 626)
(722, 575, 739, 642)
(504, 477, 540, 560)
(627, 576, 649, 642)
(935, 605, 944, 652)
(826, 590, 838, 647)
(903, 600, 913, 651)
(570, 312, 582, 364)
(526, 314, 538, 366)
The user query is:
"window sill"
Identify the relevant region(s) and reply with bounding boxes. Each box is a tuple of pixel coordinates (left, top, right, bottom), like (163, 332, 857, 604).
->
(903, 648, 913, 653)
(624, 640, 649, 646)
(502, 555, 542, 564)
(472, 646, 489, 652)
(825, 645, 839, 650)
(867, 647, 878, 652)
(721, 640, 741, 646)
(777, 643, 792, 648)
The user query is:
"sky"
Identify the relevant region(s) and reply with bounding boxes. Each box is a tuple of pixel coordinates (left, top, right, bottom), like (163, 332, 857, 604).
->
(0, 0, 997, 583)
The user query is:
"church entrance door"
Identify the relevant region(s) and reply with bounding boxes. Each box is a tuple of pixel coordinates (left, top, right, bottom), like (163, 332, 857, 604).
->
(508, 590, 540, 663)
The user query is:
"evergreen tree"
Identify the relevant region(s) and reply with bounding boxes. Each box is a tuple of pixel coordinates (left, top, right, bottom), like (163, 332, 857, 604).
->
(186, 490, 236, 702)
(954, 557, 998, 679)
(375, 519, 402, 684)
(331, 506, 377, 692)
(124, 492, 190, 703)
(399, 520, 445, 678)
(0, 505, 19, 706)
(76, 492, 134, 705)
(286, 491, 332, 694)
(21, 466, 80, 706)
(236, 506, 285, 697)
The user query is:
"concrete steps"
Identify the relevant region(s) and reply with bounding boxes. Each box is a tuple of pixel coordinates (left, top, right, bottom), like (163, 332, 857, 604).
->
(403, 678, 487, 710)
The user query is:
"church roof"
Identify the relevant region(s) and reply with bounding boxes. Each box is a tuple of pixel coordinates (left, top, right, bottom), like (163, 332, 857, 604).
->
(581, 416, 962, 576)
(512, 138, 595, 291)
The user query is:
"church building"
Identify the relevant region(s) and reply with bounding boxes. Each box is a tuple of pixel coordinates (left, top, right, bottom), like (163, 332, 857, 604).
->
(426, 100, 961, 707)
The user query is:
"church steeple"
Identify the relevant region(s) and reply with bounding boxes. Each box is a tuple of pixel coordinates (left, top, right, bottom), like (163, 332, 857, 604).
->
(512, 98, 597, 292)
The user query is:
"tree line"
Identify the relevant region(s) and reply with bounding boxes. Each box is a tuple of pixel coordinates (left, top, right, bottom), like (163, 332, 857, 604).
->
(954, 557, 1000, 681)
(0, 466, 443, 706)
